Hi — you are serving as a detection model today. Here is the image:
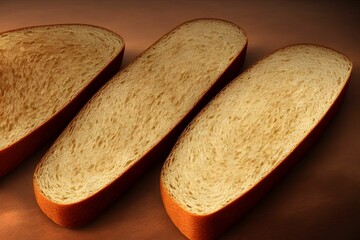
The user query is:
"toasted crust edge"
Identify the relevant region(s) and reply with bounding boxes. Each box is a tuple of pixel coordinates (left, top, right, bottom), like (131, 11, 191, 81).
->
(159, 44, 353, 240)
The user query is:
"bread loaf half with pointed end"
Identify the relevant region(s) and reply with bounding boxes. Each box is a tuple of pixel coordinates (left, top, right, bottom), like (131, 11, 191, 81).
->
(0, 24, 124, 176)
(33, 19, 248, 227)
(160, 44, 352, 240)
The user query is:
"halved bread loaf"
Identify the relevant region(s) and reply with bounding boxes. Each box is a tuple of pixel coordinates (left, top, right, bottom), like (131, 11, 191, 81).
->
(33, 19, 248, 227)
(160, 44, 352, 240)
(0, 24, 124, 176)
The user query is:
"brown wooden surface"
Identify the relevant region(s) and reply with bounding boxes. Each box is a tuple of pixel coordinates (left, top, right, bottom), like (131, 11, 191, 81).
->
(1, 1, 359, 239)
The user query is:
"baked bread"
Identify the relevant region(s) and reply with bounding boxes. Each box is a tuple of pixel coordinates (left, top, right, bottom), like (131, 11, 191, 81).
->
(160, 44, 352, 240)
(0, 24, 124, 176)
(33, 19, 248, 227)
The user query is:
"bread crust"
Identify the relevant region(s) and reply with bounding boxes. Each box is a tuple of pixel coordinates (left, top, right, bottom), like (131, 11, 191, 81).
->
(0, 24, 125, 177)
(33, 18, 247, 227)
(160, 44, 352, 240)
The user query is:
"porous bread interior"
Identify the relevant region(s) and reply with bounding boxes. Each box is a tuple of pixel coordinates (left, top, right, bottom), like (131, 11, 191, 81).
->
(34, 19, 247, 204)
(0, 25, 123, 149)
(161, 45, 352, 215)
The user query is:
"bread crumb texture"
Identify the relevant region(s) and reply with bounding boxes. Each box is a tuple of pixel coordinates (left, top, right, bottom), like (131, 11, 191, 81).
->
(0, 25, 123, 150)
(34, 20, 247, 204)
(162, 45, 352, 215)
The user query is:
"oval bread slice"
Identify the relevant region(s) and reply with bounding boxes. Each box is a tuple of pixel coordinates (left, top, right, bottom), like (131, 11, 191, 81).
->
(0, 24, 124, 176)
(33, 19, 248, 227)
(160, 44, 352, 240)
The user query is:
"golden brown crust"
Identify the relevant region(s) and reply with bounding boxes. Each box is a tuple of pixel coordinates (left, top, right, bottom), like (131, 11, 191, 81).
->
(159, 45, 352, 240)
(0, 24, 124, 177)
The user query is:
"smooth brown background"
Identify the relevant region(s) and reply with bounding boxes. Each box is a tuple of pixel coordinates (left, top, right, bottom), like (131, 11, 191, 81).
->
(1, 0, 359, 239)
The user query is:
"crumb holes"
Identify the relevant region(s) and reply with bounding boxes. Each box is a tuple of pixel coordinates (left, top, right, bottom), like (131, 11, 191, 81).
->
(337, 78, 342, 85)
(124, 161, 130, 167)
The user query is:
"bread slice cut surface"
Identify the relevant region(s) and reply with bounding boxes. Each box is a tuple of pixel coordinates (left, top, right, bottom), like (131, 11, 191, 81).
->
(160, 44, 352, 239)
(33, 19, 247, 227)
(0, 24, 124, 176)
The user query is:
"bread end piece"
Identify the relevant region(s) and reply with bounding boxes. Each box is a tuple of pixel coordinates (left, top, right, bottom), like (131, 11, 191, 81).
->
(33, 18, 247, 228)
(160, 44, 352, 240)
(0, 24, 124, 177)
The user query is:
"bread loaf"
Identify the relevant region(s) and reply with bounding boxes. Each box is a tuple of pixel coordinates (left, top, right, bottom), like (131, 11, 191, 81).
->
(33, 19, 248, 227)
(0, 24, 124, 176)
(160, 44, 352, 240)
